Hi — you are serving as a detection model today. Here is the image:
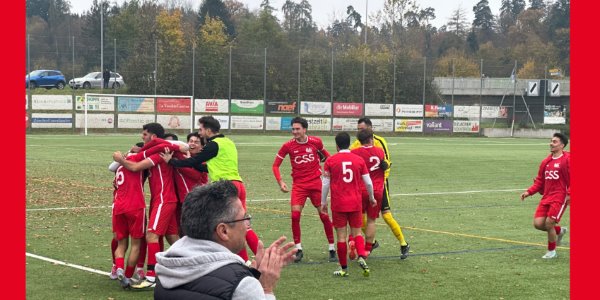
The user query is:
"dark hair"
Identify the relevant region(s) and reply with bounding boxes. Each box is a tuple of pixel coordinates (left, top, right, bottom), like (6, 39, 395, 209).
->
(135, 142, 144, 148)
(186, 132, 200, 141)
(181, 180, 239, 240)
(357, 128, 373, 145)
(199, 116, 221, 133)
(291, 116, 308, 129)
(142, 122, 165, 138)
(163, 133, 178, 141)
(335, 132, 351, 150)
(187, 132, 205, 146)
(554, 132, 569, 147)
(357, 117, 372, 127)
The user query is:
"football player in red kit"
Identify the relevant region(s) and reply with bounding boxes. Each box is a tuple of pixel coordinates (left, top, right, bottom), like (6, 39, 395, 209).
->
(350, 129, 388, 258)
(113, 123, 180, 288)
(321, 132, 376, 277)
(272, 117, 336, 262)
(521, 132, 570, 259)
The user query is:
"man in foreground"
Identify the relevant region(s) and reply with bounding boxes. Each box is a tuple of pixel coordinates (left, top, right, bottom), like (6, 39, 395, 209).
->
(155, 180, 297, 299)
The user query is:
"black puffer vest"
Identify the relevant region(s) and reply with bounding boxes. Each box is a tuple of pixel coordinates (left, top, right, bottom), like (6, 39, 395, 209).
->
(154, 263, 260, 300)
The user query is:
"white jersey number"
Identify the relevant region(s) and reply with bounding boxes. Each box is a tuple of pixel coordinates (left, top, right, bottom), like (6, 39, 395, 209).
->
(342, 161, 353, 183)
(369, 156, 381, 172)
(116, 169, 125, 186)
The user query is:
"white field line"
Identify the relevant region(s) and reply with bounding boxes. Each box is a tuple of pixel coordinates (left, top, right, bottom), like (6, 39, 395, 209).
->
(27, 188, 523, 211)
(27, 205, 111, 212)
(26, 252, 109, 276)
(395, 188, 523, 196)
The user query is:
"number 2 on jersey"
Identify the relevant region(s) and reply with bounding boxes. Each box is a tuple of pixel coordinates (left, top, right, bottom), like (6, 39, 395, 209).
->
(369, 156, 380, 171)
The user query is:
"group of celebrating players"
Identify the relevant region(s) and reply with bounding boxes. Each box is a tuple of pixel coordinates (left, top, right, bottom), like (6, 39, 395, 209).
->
(108, 114, 570, 289)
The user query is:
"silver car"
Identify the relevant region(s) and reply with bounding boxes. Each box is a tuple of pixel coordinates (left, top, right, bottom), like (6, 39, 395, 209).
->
(69, 72, 125, 89)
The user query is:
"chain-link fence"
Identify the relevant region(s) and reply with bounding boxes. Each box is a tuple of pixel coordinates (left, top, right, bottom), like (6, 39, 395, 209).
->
(25, 34, 570, 131)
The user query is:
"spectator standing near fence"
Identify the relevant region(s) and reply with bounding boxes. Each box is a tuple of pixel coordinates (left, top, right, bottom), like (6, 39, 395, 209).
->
(103, 68, 111, 89)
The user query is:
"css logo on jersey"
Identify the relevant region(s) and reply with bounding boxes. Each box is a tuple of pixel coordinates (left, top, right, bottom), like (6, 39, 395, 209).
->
(294, 154, 315, 164)
(545, 170, 559, 180)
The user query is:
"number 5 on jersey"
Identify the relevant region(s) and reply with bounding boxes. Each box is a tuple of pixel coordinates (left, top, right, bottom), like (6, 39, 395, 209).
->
(342, 161, 353, 183)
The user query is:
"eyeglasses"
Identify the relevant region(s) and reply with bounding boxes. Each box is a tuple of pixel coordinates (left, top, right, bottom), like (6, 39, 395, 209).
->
(223, 214, 252, 226)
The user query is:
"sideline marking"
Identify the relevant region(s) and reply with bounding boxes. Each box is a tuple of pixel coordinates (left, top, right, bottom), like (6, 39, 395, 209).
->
(26, 252, 109, 276)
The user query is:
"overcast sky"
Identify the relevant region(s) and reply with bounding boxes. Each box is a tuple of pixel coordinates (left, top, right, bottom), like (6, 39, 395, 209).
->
(69, 0, 502, 29)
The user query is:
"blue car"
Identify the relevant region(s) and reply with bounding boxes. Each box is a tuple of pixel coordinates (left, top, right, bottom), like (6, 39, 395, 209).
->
(26, 70, 67, 89)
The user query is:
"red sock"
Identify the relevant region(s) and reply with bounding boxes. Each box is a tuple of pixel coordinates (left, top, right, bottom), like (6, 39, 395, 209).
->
(319, 213, 335, 244)
(237, 248, 249, 261)
(355, 235, 367, 257)
(291, 211, 302, 244)
(554, 226, 561, 235)
(348, 234, 355, 243)
(137, 239, 147, 268)
(548, 241, 556, 251)
(111, 238, 118, 264)
(125, 266, 135, 278)
(246, 229, 259, 255)
(146, 242, 160, 277)
(337, 241, 347, 268)
(115, 257, 125, 269)
(159, 236, 165, 252)
(365, 242, 373, 252)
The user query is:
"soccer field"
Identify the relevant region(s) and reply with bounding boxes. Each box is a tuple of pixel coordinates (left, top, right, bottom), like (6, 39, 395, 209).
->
(26, 134, 570, 299)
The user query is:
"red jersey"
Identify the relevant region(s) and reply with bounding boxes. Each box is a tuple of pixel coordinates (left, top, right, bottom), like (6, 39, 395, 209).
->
(143, 144, 208, 202)
(324, 150, 369, 212)
(273, 136, 330, 185)
(112, 155, 146, 215)
(173, 165, 206, 203)
(144, 152, 178, 204)
(127, 141, 179, 205)
(527, 151, 570, 201)
(351, 146, 386, 192)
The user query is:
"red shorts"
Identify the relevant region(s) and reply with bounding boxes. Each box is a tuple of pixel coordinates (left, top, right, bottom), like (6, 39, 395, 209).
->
(291, 181, 322, 207)
(232, 180, 247, 211)
(362, 189, 384, 219)
(113, 208, 146, 240)
(534, 196, 569, 223)
(332, 210, 363, 228)
(148, 201, 178, 236)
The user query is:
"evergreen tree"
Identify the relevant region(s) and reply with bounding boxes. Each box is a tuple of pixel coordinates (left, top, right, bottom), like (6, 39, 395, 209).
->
(472, 0, 494, 31)
(198, 0, 235, 36)
(529, 0, 546, 10)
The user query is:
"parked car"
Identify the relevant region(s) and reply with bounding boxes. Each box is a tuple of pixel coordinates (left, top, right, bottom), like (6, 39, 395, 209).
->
(69, 71, 125, 89)
(25, 70, 66, 89)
